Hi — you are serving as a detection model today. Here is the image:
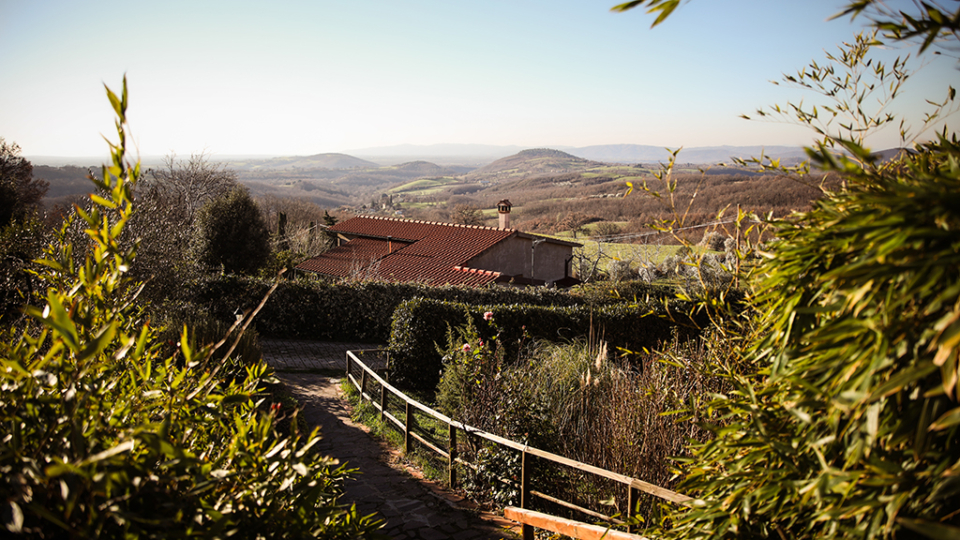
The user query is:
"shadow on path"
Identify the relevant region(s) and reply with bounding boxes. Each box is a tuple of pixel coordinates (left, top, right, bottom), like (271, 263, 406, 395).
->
(277, 372, 516, 540)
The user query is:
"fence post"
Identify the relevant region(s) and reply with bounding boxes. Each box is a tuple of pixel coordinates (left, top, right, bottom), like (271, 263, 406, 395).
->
(627, 484, 640, 534)
(404, 401, 412, 454)
(448, 424, 457, 488)
(521, 449, 533, 540)
(345, 352, 351, 379)
(360, 369, 367, 399)
(384, 351, 390, 383)
(379, 383, 386, 421)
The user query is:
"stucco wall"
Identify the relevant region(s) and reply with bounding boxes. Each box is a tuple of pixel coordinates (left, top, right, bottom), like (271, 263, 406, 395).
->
(531, 241, 573, 283)
(468, 236, 572, 283)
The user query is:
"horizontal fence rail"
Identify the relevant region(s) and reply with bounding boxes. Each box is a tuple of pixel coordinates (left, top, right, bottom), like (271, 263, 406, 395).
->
(345, 350, 688, 540)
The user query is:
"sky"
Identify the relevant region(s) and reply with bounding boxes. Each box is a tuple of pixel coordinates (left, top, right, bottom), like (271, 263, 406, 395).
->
(1, 0, 957, 160)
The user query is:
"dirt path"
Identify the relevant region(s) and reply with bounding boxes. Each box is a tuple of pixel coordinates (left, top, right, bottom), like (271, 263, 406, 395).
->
(276, 372, 516, 540)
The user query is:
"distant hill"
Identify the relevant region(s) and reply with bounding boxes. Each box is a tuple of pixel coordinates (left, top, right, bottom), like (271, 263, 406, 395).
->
(34, 165, 97, 209)
(345, 143, 527, 158)
(390, 160, 461, 176)
(238, 153, 379, 171)
(467, 148, 601, 181)
(569, 144, 807, 164)
(340, 143, 809, 166)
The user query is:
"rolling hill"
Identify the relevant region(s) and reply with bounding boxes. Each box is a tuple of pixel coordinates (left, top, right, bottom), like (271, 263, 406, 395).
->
(465, 148, 603, 182)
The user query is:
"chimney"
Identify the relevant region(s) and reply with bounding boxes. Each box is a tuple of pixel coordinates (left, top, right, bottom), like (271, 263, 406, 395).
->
(497, 199, 512, 229)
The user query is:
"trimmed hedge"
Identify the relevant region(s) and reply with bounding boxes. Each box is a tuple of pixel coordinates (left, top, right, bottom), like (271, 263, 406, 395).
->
(387, 297, 705, 393)
(180, 276, 671, 342)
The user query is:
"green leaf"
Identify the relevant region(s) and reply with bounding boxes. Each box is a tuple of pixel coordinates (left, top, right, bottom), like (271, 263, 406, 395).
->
(929, 405, 960, 431)
(897, 518, 960, 540)
(221, 393, 251, 405)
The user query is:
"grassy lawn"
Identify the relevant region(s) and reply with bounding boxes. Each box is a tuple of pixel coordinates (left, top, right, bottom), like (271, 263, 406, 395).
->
(575, 241, 684, 266)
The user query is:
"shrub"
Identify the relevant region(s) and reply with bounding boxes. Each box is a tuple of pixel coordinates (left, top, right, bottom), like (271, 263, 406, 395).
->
(664, 139, 960, 539)
(180, 275, 642, 343)
(436, 325, 722, 521)
(191, 185, 271, 275)
(0, 78, 381, 539)
(697, 231, 728, 252)
(388, 297, 704, 393)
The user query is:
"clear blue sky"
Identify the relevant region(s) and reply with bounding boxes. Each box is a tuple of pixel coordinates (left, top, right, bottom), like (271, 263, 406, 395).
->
(1, 0, 955, 159)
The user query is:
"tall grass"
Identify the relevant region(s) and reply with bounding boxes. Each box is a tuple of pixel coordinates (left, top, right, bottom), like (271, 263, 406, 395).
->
(436, 325, 728, 522)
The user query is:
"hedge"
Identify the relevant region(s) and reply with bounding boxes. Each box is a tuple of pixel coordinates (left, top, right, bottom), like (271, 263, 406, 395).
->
(387, 297, 706, 393)
(177, 276, 672, 343)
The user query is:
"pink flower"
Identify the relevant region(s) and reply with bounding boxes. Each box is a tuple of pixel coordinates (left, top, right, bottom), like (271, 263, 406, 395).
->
(462, 344, 471, 352)
(484, 311, 494, 321)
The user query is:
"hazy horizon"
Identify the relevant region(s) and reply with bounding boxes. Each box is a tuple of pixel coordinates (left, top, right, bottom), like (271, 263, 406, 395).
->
(3, 1, 955, 158)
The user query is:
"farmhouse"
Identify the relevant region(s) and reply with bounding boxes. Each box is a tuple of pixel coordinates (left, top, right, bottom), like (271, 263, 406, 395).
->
(296, 203, 580, 287)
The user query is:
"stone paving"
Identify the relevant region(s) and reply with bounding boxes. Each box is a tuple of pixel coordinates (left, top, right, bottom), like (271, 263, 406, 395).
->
(263, 340, 517, 540)
(260, 338, 388, 372)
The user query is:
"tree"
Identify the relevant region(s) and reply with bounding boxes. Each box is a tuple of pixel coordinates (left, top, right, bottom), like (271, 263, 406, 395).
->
(257, 194, 334, 256)
(119, 153, 238, 301)
(0, 139, 48, 227)
(144, 152, 237, 226)
(191, 185, 271, 275)
(451, 204, 484, 226)
(0, 140, 50, 319)
(593, 221, 622, 241)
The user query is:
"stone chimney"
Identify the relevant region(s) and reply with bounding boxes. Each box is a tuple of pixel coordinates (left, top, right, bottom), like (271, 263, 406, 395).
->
(497, 199, 512, 229)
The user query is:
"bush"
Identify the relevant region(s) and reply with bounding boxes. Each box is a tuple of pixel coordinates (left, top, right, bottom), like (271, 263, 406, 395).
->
(697, 231, 728, 252)
(388, 297, 704, 393)
(436, 325, 723, 521)
(665, 139, 960, 539)
(180, 275, 642, 343)
(191, 185, 271, 275)
(0, 79, 381, 539)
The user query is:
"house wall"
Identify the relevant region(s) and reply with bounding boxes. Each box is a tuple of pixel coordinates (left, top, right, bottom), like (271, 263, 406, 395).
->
(468, 236, 572, 284)
(469, 236, 531, 277)
(531, 241, 573, 283)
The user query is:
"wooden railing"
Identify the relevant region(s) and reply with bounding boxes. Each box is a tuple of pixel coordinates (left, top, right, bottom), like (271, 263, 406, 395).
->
(345, 350, 690, 540)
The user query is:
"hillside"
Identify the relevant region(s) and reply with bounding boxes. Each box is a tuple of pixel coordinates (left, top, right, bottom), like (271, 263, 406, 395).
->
(236, 153, 380, 171)
(465, 148, 602, 182)
(569, 144, 807, 164)
(389, 161, 462, 176)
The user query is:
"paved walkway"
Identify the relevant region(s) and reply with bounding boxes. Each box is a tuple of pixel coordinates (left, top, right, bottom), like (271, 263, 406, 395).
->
(262, 340, 516, 540)
(260, 338, 387, 372)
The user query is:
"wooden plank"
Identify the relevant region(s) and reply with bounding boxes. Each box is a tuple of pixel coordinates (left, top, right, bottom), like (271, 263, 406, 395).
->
(503, 507, 650, 540)
(529, 490, 623, 524)
(410, 431, 449, 459)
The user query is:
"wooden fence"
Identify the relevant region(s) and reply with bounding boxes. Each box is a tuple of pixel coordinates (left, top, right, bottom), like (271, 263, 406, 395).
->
(345, 350, 691, 540)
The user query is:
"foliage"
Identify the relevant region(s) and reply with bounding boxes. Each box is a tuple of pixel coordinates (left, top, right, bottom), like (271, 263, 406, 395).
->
(0, 139, 48, 228)
(257, 194, 334, 258)
(436, 321, 723, 522)
(662, 137, 960, 540)
(0, 215, 47, 321)
(608, 4, 960, 538)
(612, 0, 960, 56)
(182, 274, 608, 343)
(145, 153, 238, 227)
(388, 297, 704, 393)
(191, 185, 271, 275)
(123, 153, 237, 303)
(0, 77, 382, 539)
(0, 140, 50, 320)
(451, 204, 484, 226)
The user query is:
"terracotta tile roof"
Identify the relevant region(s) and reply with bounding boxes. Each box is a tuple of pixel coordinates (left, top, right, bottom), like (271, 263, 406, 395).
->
(295, 237, 411, 277)
(296, 216, 515, 286)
